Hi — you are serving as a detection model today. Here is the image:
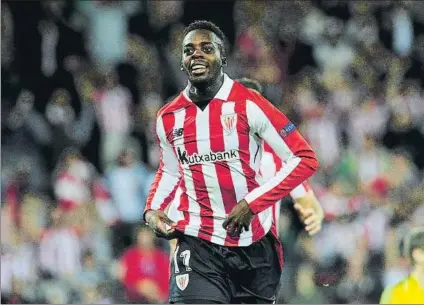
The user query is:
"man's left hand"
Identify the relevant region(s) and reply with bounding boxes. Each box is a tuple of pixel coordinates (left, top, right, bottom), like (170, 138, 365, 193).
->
(223, 200, 253, 237)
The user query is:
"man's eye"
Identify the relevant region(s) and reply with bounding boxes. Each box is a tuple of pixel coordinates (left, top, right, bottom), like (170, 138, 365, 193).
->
(184, 49, 194, 55)
(203, 46, 213, 53)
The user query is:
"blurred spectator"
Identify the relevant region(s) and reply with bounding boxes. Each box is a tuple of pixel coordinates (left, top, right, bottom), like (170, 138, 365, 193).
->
(72, 249, 111, 303)
(38, 19, 59, 77)
(148, 1, 183, 33)
(392, 3, 414, 57)
(234, 23, 283, 101)
(336, 253, 378, 303)
(313, 17, 356, 83)
(53, 149, 95, 212)
(77, 0, 140, 72)
(298, 3, 327, 45)
(333, 134, 393, 194)
(117, 226, 169, 304)
(45, 88, 95, 163)
(163, 23, 188, 91)
(1, 227, 39, 303)
(347, 93, 389, 149)
(39, 207, 82, 279)
(105, 148, 154, 257)
(345, 1, 379, 47)
(92, 71, 133, 169)
(126, 34, 163, 93)
(301, 103, 342, 171)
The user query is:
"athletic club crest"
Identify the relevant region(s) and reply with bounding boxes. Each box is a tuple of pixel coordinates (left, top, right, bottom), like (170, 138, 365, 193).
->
(220, 114, 237, 135)
(176, 274, 189, 291)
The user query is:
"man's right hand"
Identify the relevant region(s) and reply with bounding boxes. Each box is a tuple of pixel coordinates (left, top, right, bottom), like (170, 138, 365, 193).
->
(145, 210, 178, 240)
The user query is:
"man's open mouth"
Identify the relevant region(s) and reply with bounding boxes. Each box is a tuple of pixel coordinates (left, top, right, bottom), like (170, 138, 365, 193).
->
(190, 63, 208, 75)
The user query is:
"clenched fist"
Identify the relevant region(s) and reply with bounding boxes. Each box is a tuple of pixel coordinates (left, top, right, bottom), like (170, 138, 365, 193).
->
(223, 200, 254, 237)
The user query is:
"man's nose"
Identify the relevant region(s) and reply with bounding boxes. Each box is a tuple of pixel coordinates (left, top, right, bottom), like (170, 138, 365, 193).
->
(192, 48, 204, 58)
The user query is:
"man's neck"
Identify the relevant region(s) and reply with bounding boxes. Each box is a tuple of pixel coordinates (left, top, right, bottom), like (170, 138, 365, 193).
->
(188, 73, 224, 103)
(412, 266, 424, 288)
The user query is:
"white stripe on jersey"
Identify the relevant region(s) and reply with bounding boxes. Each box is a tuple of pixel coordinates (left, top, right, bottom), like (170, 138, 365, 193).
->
(221, 102, 253, 245)
(149, 115, 180, 208)
(194, 107, 228, 243)
(174, 109, 202, 237)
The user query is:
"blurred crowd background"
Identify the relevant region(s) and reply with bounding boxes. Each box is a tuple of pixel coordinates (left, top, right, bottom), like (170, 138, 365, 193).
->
(1, 0, 424, 304)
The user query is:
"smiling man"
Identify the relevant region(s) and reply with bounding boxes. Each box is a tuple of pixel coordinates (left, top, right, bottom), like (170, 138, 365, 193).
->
(144, 20, 319, 304)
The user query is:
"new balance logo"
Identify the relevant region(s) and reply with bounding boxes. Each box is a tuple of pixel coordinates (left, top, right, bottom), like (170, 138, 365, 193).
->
(173, 128, 184, 138)
(177, 147, 238, 165)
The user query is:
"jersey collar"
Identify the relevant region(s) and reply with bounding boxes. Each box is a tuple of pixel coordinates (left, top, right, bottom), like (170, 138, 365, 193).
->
(182, 73, 234, 102)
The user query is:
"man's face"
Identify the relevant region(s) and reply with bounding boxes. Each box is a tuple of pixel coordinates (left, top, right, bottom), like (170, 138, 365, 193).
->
(182, 29, 223, 85)
(412, 247, 424, 267)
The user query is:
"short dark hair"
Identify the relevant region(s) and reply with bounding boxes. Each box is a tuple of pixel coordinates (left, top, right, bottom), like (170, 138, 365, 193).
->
(405, 227, 424, 263)
(184, 20, 227, 56)
(236, 77, 263, 94)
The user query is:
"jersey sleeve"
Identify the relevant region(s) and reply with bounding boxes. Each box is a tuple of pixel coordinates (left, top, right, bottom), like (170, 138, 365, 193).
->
(143, 115, 181, 220)
(244, 96, 319, 214)
(290, 183, 309, 200)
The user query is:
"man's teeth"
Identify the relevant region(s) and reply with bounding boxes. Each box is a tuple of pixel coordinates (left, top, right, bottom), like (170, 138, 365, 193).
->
(192, 65, 206, 70)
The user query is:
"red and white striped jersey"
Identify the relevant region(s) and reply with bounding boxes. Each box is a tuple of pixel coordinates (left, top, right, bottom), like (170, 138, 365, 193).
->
(145, 74, 319, 247)
(39, 227, 82, 278)
(260, 142, 313, 232)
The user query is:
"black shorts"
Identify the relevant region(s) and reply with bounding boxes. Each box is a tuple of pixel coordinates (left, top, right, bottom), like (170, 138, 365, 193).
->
(169, 233, 282, 304)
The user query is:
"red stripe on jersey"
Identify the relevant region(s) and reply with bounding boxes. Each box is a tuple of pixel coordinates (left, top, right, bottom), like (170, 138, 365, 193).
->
(302, 180, 311, 192)
(168, 111, 190, 232)
(159, 114, 179, 211)
(263, 142, 283, 172)
(184, 105, 213, 242)
(178, 177, 190, 231)
(269, 223, 284, 268)
(209, 100, 238, 214)
(175, 120, 190, 232)
(234, 101, 258, 190)
(272, 148, 283, 173)
(234, 101, 265, 243)
(265, 142, 313, 194)
(209, 100, 239, 246)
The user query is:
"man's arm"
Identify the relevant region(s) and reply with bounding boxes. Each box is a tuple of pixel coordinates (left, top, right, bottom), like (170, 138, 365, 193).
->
(292, 182, 324, 235)
(143, 115, 181, 220)
(245, 95, 319, 215)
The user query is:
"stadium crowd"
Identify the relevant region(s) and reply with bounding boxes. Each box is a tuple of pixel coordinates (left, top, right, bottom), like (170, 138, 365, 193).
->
(1, 0, 424, 303)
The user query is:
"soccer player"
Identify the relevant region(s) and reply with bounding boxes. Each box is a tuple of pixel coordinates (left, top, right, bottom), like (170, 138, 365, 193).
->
(235, 77, 324, 237)
(380, 227, 424, 304)
(166, 77, 324, 260)
(144, 20, 320, 304)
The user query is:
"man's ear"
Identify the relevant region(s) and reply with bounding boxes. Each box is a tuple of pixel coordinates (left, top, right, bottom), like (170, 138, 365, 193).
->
(222, 57, 227, 67)
(219, 43, 227, 66)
